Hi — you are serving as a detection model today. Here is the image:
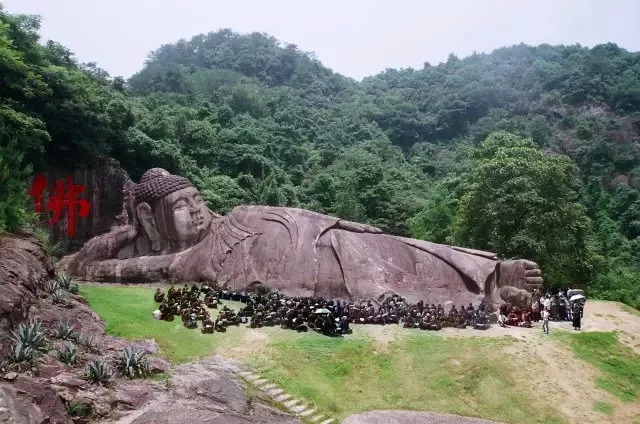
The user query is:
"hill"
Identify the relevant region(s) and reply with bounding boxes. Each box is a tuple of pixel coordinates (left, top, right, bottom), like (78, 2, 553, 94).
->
(0, 5, 639, 305)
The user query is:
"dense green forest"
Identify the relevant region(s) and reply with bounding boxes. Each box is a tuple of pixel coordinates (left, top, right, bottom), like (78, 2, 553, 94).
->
(1, 5, 639, 307)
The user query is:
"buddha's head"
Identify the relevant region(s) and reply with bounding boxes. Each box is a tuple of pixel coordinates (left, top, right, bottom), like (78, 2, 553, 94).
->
(133, 168, 212, 252)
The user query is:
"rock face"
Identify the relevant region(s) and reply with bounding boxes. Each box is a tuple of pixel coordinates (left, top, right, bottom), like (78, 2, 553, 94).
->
(0, 231, 55, 355)
(0, 231, 299, 424)
(64, 168, 542, 308)
(31, 158, 131, 253)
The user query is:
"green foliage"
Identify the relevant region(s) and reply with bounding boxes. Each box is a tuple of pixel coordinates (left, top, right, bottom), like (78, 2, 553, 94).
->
(555, 331, 640, 402)
(56, 273, 72, 290)
(84, 359, 110, 385)
(454, 131, 594, 286)
(77, 332, 98, 352)
(67, 400, 91, 417)
(116, 347, 150, 379)
(1, 4, 640, 302)
(52, 289, 68, 305)
(43, 279, 59, 294)
(55, 321, 77, 341)
(13, 319, 46, 354)
(8, 340, 37, 365)
(57, 343, 77, 365)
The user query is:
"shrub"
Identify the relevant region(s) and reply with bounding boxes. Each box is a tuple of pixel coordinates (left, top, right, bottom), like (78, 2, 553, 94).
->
(117, 347, 149, 379)
(44, 279, 59, 294)
(84, 359, 110, 385)
(13, 320, 46, 354)
(67, 400, 91, 417)
(77, 333, 98, 351)
(55, 321, 77, 341)
(8, 340, 38, 365)
(57, 343, 77, 365)
(52, 289, 68, 305)
(57, 273, 73, 291)
(68, 283, 79, 294)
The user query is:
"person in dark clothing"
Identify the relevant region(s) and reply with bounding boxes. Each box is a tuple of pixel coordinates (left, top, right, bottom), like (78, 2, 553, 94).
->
(571, 301, 582, 330)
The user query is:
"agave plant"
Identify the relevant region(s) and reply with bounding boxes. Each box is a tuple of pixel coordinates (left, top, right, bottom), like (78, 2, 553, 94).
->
(55, 321, 77, 341)
(77, 333, 97, 351)
(13, 320, 47, 354)
(67, 400, 90, 417)
(117, 347, 150, 379)
(52, 289, 68, 305)
(57, 273, 73, 290)
(44, 279, 59, 294)
(84, 359, 110, 385)
(9, 340, 38, 365)
(68, 283, 80, 294)
(57, 343, 77, 365)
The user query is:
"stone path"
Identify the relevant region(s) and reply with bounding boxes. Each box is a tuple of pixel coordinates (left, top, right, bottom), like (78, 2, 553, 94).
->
(238, 370, 336, 424)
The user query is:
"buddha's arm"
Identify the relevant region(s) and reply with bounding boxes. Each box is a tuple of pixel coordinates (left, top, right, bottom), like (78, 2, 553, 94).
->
(68, 225, 138, 274)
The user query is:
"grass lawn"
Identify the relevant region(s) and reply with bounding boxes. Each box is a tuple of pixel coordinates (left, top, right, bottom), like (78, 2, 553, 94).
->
(80, 284, 247, 363)
(554, 331, 640, 403)
(249, 331, 562, 424)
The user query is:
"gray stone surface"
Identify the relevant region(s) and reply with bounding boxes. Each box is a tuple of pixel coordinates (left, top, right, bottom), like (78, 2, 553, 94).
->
(343, 410, 502, 424)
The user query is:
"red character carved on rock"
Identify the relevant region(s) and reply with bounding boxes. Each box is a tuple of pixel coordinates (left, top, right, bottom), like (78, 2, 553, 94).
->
(28, 174, 91, 238)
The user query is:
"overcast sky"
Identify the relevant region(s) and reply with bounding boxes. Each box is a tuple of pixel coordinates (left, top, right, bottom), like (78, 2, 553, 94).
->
(3, 0, 639, 80)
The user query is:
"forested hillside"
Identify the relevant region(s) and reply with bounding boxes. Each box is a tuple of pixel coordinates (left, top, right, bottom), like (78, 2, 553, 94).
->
(1, 5, 639, 306)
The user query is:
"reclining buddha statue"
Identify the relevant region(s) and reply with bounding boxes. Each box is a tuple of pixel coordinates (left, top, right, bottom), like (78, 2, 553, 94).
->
(64, 168, 542, 308)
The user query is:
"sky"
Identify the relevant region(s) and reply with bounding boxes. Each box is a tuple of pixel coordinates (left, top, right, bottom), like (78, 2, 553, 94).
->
(3, 0, 640, 80)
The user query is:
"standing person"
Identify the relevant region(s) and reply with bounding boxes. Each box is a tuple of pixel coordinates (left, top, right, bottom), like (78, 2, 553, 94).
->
(531, 291, 541, 322)
(571, 301, 582, 330)
(542, 308, 550, 335)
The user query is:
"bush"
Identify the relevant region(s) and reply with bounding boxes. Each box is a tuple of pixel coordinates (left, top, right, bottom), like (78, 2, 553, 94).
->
(117, 347, 149, 379)
(55, 321, 77, 341)
(44, 279, 59, 294)
(57, 343, 77, 365)
(13, 320, 46, 354)
(8, 340, 38, 366)
(77, 333, 98, 351)
(67, 400, 91, 417)
(84, 359, 110, 385)
(52, 289, 68, 305)
(57, 273, 73, 290)
(68, 283, 80, 294)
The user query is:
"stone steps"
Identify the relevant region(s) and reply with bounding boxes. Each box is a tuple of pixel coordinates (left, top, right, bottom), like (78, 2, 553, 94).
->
(237, 369, 336, 423)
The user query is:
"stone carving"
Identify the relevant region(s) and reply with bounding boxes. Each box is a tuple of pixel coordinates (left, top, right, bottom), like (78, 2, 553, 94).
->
(64, 168, 542, 307)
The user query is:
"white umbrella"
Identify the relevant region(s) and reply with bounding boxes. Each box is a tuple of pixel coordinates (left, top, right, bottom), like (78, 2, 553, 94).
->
(570, 294, 585, 301)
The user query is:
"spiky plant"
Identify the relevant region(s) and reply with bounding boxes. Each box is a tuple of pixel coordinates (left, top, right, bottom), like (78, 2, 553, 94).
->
(13, 320, 46, 354)
(77, 333, 98, 351)
(55, 321, 77, 341)
(52, 289, 67, 305)
(56, 273, 73, 290)
(57, 343, 77, 365)
(8, 340, 38, 366)
(84, 359, 110, 385)
(68, 283, 79, 294)
(44, 279, 59, 294)
(117, 347, 149, 379)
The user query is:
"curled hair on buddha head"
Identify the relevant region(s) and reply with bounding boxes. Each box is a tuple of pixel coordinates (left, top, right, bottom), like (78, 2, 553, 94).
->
(134, 168, 194, 206)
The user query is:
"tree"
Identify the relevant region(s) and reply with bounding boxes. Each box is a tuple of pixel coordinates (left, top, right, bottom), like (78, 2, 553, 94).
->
(454, 131, 594, 286)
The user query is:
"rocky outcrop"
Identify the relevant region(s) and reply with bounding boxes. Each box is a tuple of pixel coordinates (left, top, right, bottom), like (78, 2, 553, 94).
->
(0, 231, 55, 355)
(31, 158, 131, 253)
(0, 231, 300, 424)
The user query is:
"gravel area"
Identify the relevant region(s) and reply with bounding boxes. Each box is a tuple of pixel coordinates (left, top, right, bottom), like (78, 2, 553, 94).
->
(343, 410, 503, 424)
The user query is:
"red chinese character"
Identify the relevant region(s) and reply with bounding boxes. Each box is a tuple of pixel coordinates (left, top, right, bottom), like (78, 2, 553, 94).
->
(28, 174, 48, 213)
(47, 175, 91, 238)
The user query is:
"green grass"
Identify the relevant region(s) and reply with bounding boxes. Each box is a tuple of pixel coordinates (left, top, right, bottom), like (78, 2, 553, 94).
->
(555, 331, 640, 402)
(249, 331, 562, 423)
(592, 401, 614, 415)
(619, 303, 640, 317)
(80, 285, 247, 363)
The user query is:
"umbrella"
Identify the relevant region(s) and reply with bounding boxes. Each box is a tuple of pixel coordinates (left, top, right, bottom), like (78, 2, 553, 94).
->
(314, 308, 331, 314)
(570, 294, 585, 301)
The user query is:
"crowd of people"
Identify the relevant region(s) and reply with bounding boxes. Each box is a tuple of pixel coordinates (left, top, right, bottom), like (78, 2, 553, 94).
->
(152, 283, 495, 336)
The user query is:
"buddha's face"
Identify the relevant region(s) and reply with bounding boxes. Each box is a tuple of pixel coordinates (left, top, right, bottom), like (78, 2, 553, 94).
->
(163, 186, 212, 244)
